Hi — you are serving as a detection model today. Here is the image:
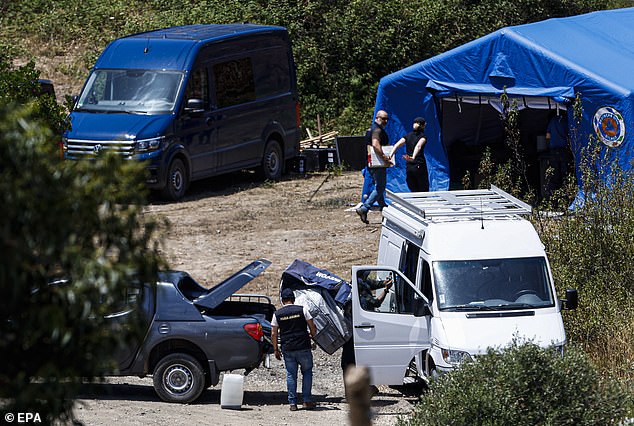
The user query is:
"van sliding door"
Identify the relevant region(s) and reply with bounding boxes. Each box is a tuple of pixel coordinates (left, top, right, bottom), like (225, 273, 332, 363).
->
(212, 57, 259, 171)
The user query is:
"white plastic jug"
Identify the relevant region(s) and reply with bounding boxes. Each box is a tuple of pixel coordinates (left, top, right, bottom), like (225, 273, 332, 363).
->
(220, 373, 244, 409)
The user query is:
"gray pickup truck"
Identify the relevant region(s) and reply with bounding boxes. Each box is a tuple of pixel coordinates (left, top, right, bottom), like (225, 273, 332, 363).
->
(107, 259, 275, 403)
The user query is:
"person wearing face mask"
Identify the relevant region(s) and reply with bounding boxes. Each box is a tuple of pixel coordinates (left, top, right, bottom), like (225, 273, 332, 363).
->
(390, 117, 429, 192)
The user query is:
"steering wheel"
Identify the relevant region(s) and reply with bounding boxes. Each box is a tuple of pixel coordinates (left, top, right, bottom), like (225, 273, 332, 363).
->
(513, 289, 538, 299)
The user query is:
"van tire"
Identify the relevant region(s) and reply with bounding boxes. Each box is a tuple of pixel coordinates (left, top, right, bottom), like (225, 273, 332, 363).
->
(162, 158, 188, 201)
(153, 353, 205, 403)
(261, 140, 283, 181)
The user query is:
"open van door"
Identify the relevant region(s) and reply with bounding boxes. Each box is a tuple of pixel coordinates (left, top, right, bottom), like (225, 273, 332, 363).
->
(351, 266, 431, 385)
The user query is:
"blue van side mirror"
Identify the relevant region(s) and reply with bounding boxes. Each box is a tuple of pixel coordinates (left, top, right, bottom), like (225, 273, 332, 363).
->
(184, 98, 204, 115)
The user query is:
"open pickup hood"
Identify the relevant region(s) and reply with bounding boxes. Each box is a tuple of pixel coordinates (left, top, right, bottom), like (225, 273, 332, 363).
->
(193, 259, 271, 310)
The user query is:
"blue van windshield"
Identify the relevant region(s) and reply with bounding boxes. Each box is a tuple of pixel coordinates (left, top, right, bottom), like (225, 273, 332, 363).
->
(76, 69, 184, 114)
(433, 257, 555, 311)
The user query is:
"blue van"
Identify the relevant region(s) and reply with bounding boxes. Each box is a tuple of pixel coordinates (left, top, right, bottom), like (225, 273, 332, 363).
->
(63, 24, 301, 200)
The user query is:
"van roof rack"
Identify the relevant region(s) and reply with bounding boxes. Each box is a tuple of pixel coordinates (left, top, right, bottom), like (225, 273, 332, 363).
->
(386, 185, 532, 220)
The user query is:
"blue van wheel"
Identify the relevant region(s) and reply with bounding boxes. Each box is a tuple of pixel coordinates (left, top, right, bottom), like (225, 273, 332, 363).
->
(162, 158, 188, 201)
(262, 140, 282, 181)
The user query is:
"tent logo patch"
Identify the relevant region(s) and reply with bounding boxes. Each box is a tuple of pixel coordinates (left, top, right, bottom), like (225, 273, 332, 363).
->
(593, 106, 625, 147)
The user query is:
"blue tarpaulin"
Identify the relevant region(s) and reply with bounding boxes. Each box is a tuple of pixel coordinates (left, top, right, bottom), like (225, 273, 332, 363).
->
(279, 259, 352, 354)
(366, 8, 634, 195)
(280, 259, 351, 306)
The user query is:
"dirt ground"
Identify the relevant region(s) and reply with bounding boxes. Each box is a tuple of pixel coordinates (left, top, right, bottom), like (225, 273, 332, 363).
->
(73, 170, 419, 425)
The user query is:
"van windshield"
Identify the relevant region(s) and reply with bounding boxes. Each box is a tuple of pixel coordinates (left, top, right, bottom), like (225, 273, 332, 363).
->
(433, 257, 555, 311)
(76, 69, 184, 114)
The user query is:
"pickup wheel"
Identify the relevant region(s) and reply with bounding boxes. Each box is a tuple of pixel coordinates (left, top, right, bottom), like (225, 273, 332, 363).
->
(153, 353, 205, 403)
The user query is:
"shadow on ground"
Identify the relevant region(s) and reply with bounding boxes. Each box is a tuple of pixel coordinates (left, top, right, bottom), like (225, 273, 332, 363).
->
(148, 170, 316, 204)
(76, 381, 334, 407)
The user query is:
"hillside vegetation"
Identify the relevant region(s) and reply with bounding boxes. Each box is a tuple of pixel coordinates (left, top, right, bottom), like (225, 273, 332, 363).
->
(0, 0, 618, 133)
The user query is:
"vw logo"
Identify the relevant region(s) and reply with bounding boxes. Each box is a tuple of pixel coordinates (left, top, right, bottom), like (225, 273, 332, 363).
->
(94, 144, 102, 154)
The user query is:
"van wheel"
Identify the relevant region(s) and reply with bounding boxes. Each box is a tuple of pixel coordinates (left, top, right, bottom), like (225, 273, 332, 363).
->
(162, 158, 188, 201)
(153, 353, 205, 403)
(261, 140, 282, 181)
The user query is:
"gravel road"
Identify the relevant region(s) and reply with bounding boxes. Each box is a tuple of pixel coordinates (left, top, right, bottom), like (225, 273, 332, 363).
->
(73, 170, 420, 425)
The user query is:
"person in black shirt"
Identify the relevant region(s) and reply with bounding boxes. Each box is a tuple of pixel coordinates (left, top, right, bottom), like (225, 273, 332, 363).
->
(271, 288, 318, 411)
(356, 110, 391, 224)
(390, 117, 429, 192)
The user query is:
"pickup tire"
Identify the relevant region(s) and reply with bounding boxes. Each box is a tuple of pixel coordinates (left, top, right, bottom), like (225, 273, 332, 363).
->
(153, 353, 205, 403)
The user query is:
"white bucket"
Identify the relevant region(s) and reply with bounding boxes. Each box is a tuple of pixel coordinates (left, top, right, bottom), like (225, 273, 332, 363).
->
(220, 373, 244, 409)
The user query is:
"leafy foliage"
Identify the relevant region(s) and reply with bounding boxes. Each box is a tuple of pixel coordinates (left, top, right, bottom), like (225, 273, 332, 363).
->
(0, 56, 165, 423)
(0, 53, 68, 137)
(399, 342, 632, 426)
(536, 136, 634, 381)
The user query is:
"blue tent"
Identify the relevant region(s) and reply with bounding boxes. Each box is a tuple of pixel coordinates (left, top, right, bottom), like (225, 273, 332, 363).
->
(369, 8, 634, 197)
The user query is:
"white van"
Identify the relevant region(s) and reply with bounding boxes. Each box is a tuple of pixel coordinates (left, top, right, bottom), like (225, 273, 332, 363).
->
(351, 186, 578, 384)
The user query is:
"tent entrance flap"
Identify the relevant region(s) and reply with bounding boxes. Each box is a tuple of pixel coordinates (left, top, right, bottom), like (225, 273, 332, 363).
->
(440, 97, 573, 200)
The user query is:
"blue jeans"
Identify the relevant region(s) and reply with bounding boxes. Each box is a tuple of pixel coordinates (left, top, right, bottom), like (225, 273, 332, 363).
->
(283, 349, 313, 404)
(361, 167, 387, 212)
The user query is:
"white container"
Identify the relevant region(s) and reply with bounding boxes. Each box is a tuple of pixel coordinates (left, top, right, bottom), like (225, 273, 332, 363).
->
(220, 374, 244, 409)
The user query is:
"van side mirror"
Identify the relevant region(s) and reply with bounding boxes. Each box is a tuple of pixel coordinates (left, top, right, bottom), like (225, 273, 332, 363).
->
(184, 98, 204, 116)
(413, 297, 432, 317)
(561, 288, 578, 310)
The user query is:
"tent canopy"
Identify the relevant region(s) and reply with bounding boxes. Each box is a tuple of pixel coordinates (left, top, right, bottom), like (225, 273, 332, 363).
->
(373, 8, 634, 194)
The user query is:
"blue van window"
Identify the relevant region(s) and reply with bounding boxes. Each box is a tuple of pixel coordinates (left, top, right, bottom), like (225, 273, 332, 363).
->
(253, 48, 291, 99)
(213, 57, 256, 108)
(184, 68, 210, 109)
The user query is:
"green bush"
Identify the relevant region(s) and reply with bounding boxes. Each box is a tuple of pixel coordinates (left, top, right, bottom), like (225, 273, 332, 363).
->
(0, 54, 68, 136)
(537, 136, 634, 380)
(0, 55, 165, 423)
(399, 342, 632, 426)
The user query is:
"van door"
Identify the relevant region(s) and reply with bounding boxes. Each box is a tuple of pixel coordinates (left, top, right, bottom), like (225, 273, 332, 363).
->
(211, 56, 260, 171)
(351, 265, 431, 385)
(377, 226, 405, 267)
(177, 66, 217, 178)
